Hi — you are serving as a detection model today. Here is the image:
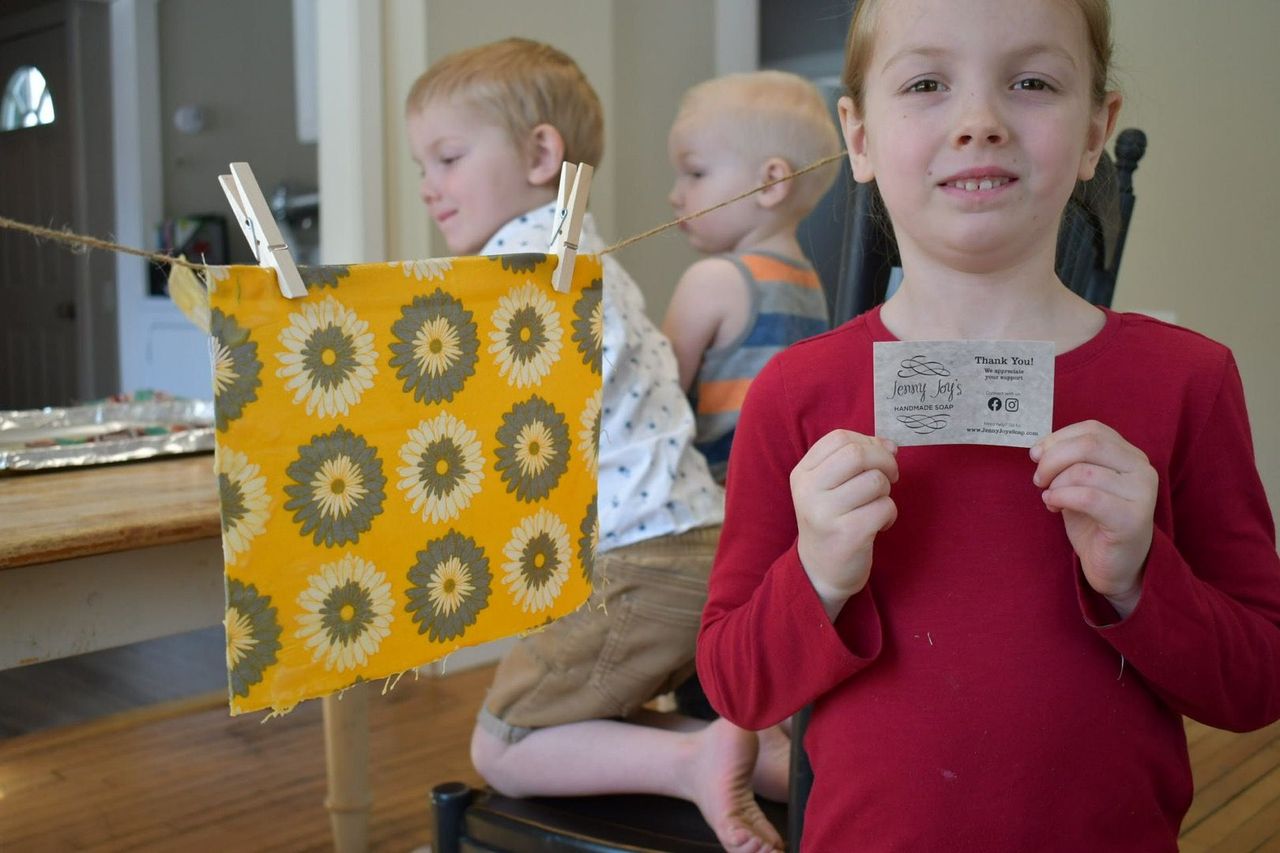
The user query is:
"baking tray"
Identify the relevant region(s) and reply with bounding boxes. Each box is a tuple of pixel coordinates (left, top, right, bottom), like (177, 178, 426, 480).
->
(0, 398, 215, 472)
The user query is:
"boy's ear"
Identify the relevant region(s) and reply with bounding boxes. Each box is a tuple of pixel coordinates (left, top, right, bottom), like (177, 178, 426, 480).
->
(1078, 91, 1123, 181)
(526, 123, 567, 187)
(838, 95, 874, 183)
(756, 157, 794, 209)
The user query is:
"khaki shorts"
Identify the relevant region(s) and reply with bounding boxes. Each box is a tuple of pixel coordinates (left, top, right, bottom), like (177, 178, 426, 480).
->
(477, 524, 721, 744)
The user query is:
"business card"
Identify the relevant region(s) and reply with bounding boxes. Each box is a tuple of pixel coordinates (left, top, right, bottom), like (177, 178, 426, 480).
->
(873, 340, 1055, 447)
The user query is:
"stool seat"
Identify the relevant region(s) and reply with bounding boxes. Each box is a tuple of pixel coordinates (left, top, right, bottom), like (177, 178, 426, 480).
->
(432, 781, 788, 852)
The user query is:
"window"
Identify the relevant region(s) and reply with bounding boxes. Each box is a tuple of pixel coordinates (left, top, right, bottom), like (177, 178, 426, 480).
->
(1, 65, 56, 131)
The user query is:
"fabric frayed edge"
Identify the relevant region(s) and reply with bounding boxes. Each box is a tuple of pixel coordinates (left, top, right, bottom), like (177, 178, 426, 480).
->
(382, 667, 420, 695)
(260, 702, 298, 723)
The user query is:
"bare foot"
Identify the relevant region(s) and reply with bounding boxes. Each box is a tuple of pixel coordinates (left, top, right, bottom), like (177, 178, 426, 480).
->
(686, 718, 784, 853)
(753, 724, 791, 803)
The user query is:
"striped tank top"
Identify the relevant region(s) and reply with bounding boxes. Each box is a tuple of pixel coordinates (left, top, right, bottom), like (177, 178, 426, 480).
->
(691, 251, 829, 482)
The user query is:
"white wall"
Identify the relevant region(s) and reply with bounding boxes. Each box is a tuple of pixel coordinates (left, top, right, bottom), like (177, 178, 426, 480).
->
(1109, 2, 1280, 526)
(379, 0, 722, 320)
(158, 0, 316, 243)
(425, 0, 617, 244)
(611, 0, 716, 321)
(113, 0, 317, 399)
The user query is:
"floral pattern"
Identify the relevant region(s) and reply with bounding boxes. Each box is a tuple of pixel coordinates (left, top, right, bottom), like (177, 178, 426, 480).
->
(225, 579, 282, 698)
(488, 281, 563, 388)
(217, 448, 272, 565)
(494, 396, 570, 503)
(210, 309, 262, 431)
(209, 256, 599, 714)
(284, 426, 386, 547)
(295, 554, 395, 672)
(301, 265, 352, 290)
(502, 509, 571, 613)
(275, 296, 378, 418)
(389, 290, 479, 404)
(488, 253, 545, 274)
(578, 389, 601, 477)
(397, 413, 485, 523)
(570, 278, 603, 374)
(393, 258, 453, 281)
(405, 530, 492, 642)
(578, 500, 598, 584)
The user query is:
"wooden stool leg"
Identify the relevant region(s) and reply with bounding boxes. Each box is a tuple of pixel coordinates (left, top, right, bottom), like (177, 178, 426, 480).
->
(323, 685, 371, 853)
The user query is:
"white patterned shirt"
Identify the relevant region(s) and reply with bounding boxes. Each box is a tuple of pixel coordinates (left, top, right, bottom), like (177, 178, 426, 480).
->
(481, 203, 723, 551)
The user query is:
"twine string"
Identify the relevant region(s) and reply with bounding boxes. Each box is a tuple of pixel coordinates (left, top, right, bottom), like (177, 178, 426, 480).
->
(0, 215, 211, 270)
(600, 152, 846, 255)
(0, 150, 849, 268)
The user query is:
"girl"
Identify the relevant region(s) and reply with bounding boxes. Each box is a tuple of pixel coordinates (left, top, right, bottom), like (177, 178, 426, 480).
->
(696, 0, 1280, 850)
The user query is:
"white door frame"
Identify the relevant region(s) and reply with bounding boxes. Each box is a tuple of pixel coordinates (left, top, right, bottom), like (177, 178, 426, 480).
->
(109, 0, 169, 396)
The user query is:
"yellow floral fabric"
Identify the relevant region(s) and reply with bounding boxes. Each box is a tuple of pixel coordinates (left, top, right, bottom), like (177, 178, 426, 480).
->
(209, 254, 601, 715)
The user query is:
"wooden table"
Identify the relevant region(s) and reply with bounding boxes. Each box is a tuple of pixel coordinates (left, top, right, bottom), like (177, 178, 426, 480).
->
(0, 455, 372, 852)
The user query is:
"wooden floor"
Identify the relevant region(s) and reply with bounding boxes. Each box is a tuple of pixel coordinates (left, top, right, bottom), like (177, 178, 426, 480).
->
(0, 627, 227, 738)
(0, 666, 489, 852)
(1, 662, 1278, 851)
(1182, 717, 1280, 852)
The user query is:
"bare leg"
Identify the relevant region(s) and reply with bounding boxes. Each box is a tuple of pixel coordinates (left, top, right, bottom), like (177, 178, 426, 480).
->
(692, 718, 786, 853)
(471, 716, 783, 853)
(752, 724, 791, 803)
(631, 709, 791, 803)
(628, 706, 709, 733)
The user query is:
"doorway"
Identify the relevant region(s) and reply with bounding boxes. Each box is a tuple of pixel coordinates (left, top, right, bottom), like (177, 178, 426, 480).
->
(0, 1, 116, 409)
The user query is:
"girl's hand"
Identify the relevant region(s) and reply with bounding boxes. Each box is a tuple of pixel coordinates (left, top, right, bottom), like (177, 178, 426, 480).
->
(1032, 421, 1157, 618)
(791, 430, 899, 617)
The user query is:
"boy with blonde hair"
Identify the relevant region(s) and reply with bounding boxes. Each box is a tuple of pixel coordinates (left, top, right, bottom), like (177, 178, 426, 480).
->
(664, 70, 841, 482)
(406, 39, 784, 853)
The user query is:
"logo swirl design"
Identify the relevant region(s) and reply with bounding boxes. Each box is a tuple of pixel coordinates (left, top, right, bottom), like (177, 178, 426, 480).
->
(896, 413, 951, 434)
(897, 356, 952, 378)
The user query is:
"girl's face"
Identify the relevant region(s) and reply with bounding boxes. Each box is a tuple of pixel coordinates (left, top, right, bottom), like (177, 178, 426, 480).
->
(840, 0, 1120, 274)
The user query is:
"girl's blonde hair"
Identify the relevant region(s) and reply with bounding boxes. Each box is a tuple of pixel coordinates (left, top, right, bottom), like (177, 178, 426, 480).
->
(841, 0, 1114, 113)
(406, 37, 604, 169)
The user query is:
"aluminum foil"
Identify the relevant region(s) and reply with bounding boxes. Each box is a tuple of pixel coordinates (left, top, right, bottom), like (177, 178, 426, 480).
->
(0, 399, 215, 472)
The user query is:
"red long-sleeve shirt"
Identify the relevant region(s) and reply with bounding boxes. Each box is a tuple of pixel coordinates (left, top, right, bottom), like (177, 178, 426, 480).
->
(698, 307, 1280, 851)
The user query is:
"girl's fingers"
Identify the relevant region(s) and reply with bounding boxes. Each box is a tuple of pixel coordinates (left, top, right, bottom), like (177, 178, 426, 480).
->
(825, 467, 894, 515)
(1041, 483, 1132, 522)
(1032, 420, 1119, 473)
(797, 430, 866, 472)
(835, 493, 899, 535)
(799, 430, 897, 472)
(796, 431, 898, 489)
(1044, 462, 1146, 502)
(1034, 419, 1120, 451)
(810, 440, 899, 491)
(1033, 428, 1147, 488)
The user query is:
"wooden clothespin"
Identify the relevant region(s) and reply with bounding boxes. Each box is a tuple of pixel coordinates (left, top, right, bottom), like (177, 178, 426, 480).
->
(548, 162, 594, 293)
(219, 161, 307, 299)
